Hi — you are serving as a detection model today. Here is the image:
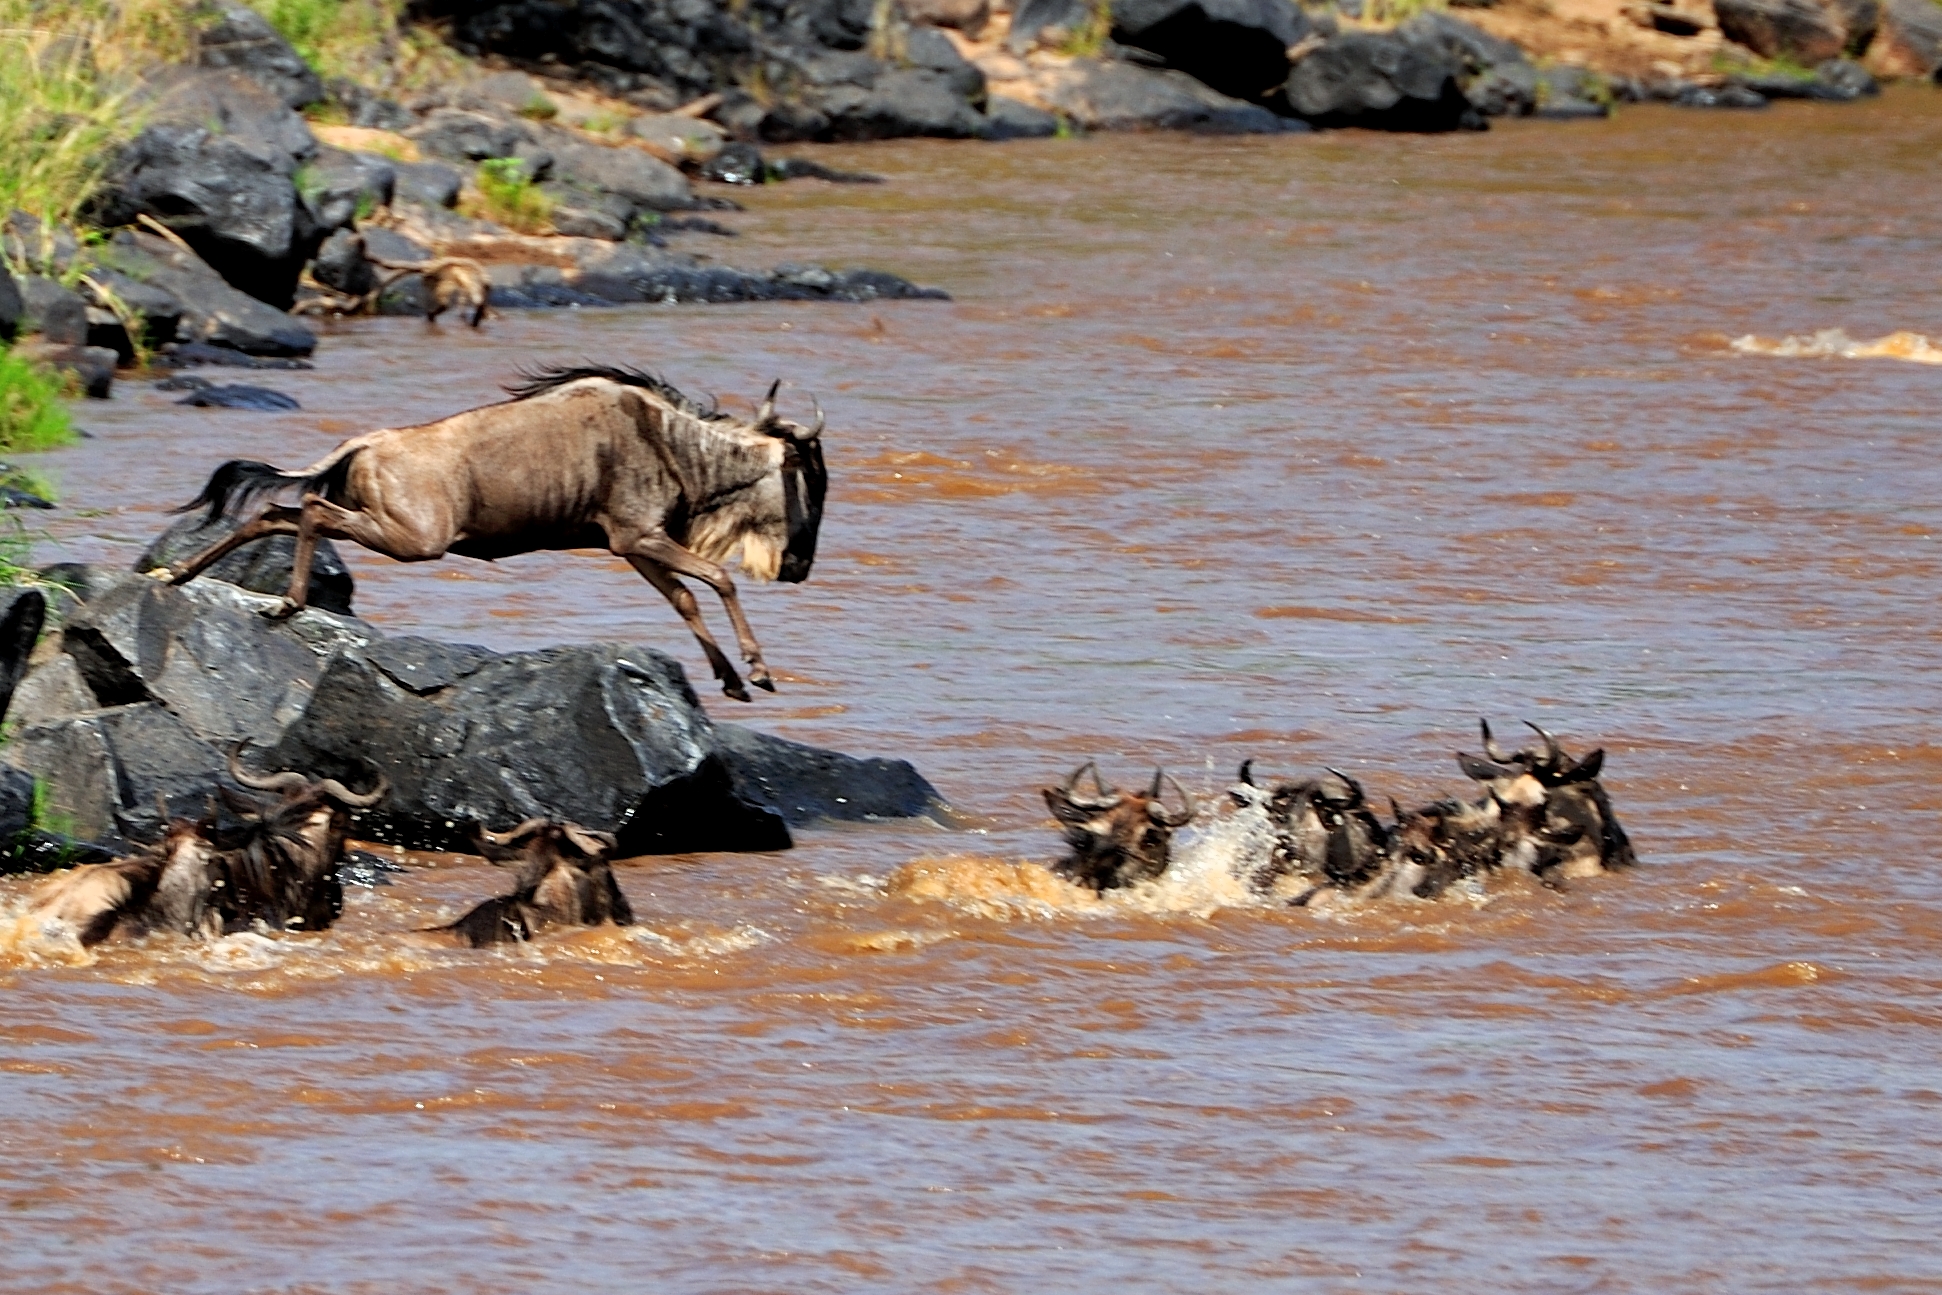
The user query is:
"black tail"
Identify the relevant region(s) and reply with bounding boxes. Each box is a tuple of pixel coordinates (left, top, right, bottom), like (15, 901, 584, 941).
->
(172, 454, 356, 527)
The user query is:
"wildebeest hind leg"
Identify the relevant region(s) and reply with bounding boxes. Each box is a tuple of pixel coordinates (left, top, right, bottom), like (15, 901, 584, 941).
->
(269, 495, 436, 618)
(624, 556, 752, 702)
(628, 535, 775, 694)
(164, 505, 303, 584)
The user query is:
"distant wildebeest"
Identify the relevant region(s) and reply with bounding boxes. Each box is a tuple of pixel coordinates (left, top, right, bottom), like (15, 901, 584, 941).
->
(433, 818, 634, 947)
(366, 254, 491, 328)
(1042, 763, 1196, 892)
(160, 365, 828, 701)
(1454, 719, 1635, 883)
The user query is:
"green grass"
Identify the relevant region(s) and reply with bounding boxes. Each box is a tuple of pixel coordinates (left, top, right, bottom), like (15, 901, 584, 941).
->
(466, 157, 553, 234)
(0, 349, 76, 455)
(1053, 0, 1113, 57)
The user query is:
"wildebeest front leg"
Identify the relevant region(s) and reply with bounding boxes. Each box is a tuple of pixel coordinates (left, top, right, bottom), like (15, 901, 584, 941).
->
(163, 505, 303, 584)
(624, 556, 752, 702)
(628, 535, 775, 694)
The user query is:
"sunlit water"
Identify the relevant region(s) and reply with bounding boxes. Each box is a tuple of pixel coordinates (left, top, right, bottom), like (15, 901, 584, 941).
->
(4, 90, 1941, 1291)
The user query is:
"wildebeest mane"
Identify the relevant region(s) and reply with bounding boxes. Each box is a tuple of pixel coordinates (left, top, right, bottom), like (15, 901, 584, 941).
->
(504, 364, 726, 422)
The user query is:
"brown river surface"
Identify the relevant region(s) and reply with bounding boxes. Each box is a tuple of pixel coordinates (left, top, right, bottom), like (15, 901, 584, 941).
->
(4, 90, 1942, 1292)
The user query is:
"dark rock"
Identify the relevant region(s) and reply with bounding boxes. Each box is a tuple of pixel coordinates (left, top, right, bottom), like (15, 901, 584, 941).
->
(153, 341, 314, 370)
(1038, 58, 1289, 131)
(338, 848, 407, 887)
(392, 159, 466, 209)
(9, 341, 115, 398)
(1868, 0, 1942, 75)
(1398, 11, 1538, 116)
(713, 723, 946, 825)
(135, 513, 355, 616)
(905, 0, 992, 32)
(985, 94, 1063, 137)
(326, 78, 417, 129)
(0, 483, 53, 510)
(0, 589, 47, 728)
(95, 67, 321, 308)
(312, 227, 376, 296)
(1676, 81, 1769, 106)
(514, 241, 950, 304)
(1713, 0, 1853, 62)
(95, 230, 316, 357)
(0, 263, 21, 344)
(539, 129, 692, 209)
(16, 276, 89, 346)
(1285, 31, 1485, 130)
(79, 269, 184, 352)
(406, 109, 554, 179)
(172, 383, 302, 411)
(902, 25, 988, 100)
(699, 141, 768, 184)
(1735, 55, 1878, 96)
(1534, 64, 1611, 116)
(304, 147, 397, 231)
(11, 701, 228, 845)
(1009, 0, 1095, 52)
(540, 187, 632, 240)
(1111, 0, 1311, 105)
(197, 3, 326, 109)
(767, 157, 884, 182)
(267, 642, 792, 855)
(85, 306, 136, 366)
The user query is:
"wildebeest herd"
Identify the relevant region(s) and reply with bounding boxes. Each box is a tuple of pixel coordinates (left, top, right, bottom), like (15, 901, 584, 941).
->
(1042, 720, 1633, 904)
(12, 363, 1641, 954)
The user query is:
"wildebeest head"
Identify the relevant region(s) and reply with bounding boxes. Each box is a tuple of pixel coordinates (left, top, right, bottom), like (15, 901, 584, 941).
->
(441, 817, 634, 946)
(1042, 763, 1195, 892)
(21, 809, 221, 946)
(1235, 762, 1391, 893)
(1456, 720, 1633, 881)
(753, 381, 827, 585)
(224, 741, 387, 931)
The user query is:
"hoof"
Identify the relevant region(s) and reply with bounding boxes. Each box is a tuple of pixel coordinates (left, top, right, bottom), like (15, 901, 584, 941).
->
(261, 599, 301, 621)
(144, 566, 173, 582)
(752, 675, 776, 693)
(723, 681, 753, 703)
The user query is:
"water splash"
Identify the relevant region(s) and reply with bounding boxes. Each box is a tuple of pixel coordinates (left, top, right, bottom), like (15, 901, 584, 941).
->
(1731, 329, 1942, 365)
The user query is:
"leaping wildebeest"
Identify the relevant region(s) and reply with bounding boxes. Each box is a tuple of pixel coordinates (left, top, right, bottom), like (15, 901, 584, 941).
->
(161, 365, 828, 701)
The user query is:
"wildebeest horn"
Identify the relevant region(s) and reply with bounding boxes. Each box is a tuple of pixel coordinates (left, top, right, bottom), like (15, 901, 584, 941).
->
(228, 739, 308, 793)
(1146, 771, 1195, 827)
(1481, 718, 1513, 764)
(1237, 758, 1255, 786)
(807, 395, 824, 438)
(1525, 720, 1563, 767)
(1388, 795, 1406, 826)
(476, 816, 550, 848)
(756, 378, 780, 425)
(155, 790, 171, 824)
(1324, 768, 1365, 808)
(318, 772, 387, 808)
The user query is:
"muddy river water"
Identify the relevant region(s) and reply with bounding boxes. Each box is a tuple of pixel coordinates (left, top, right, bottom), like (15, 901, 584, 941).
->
(3, 90, 1941, 1291)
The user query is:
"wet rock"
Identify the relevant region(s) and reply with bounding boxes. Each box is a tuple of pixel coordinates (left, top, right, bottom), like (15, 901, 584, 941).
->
(392, 159, 467, 209)
(756, 48, 993, 140)
(627, 113, 729, 165)
(509, 242, 949, 304)
(0, 590, 47, 728)
(903, 25, 989, 101)
(1712, 0, 1857, 62)
(698, 141, 768, 185)
(1735, 55, 1879, 96)
(768, 157, 884, 182)
(1676, 81, 1770, 106)
(9, 340, 115, 398)
(0, 264, 21, 344)
(311, 227, 376, 296)
(539, 129, 693, 209)
(168, 380, 302, 411)
(135, 514, 355, 616)
(1534, 64, 1611, 117)
(1285, 31, 1484, 130)
(8, 653, 98, 730)
(406, 109, 556, 181)
(1398, 11, 1538, 116)
(152, 341, 314, 370)
(10, 701, 228, 845)
(79, 269, 183, 354)
(713, 723, 946, 825)
(985, 94, 1063, 137)
(14, 276, 88, 346)
(1865, 0, 1942, 76)
(196, 3, 326, 109)
(325, 78, 416, 130)
(1035, 58, 1289, 131)
(1009, 0, 1096, 52)
(95, 67, 322, 308)
(94, 230, 317, 357)
(304, 147, 397, 231)
(267, 642, 792, 855)
(1111, 0, 1311, 105)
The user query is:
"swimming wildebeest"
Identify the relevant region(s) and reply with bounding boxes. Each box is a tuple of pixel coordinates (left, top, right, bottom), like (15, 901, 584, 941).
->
(1455, 719, 1635, 883)
(1042, 763, 1196, 892)
(434, 818, 634, 947)
(160, 364, 828, 701)
(21, 809, 225, 946)
(1231, 762, 1390, 897)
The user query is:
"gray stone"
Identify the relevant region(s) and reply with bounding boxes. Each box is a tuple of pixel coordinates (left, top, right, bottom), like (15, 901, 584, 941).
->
(0, 589, 46, 728)
(7, 701, 229, 844)
(1286, 31, 1483, 130)
(1399, 11, 1538, 115)
(134, 513, 356, 616)
(713, 722, 946, 825)
(197, 3, 326, 109)
(392, 159, 466, 209)
(1037, 58, 1288, 132)
(540, 130, 693, 209)
(1867, 0, 1942, 75)
(9, 341, 116, 397)
(0, 263, 20, 344)
(903, 25, 988, 100)
(1009, 0, 1095, 52)
(304, 147, 397, 231)
(95, 229, 316, 357)
(15, 276, 88, 346)
(8, 653, 97, 731)
(1111, 0, 1310, 104)
(1713, 0, 1853, 62)
(79, 269, 184, 352)
(985, 94, 1063, 137)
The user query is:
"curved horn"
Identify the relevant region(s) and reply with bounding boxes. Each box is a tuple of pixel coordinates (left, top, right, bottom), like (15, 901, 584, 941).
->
(227, 739, 308, 793)
(1060, 761, 1097, 797)
(475, 816, 550, 848)
(755, 378, 780, 425)
(317, 772, 387, 809)
(1237, 758, 1255, 786)
(1457, 752, 1515, 782)
(1524, 720, 1564, 768)
(1148, 767, 1165, 799)
(1481, 718, 1513, 764)
(1147, 772, 1196, 827)
(1388, 795, 1406, 825)
(1324, 768, 1366, 808)
(563, 825, 618, 857)
(808, 395, 824, 438)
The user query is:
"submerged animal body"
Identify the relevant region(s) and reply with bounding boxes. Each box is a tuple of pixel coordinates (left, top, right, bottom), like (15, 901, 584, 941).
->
(162, 365, 827, 702)
(1041, 763, 1196, 892)
(21, 817, 223, 947)
(436, 818, 634, 947)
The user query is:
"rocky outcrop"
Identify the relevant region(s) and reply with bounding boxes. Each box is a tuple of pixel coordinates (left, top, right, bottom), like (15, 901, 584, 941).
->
(1712, 0, 1872, 63)
(93, 66, 328, 308)
(14, 276, 88, 346)
(1399, 11, 1540, 117)
(4, 565, 945, 853)
(92, 229, 318, 357)
(134, 514, 356, 616)
(196, 3, 327, 109)
(1111, 0, 1312, 105)
(1285, 30, 1484, 130)
(1030, 58, 1290, 131)
(1865, 0, 1942, 75)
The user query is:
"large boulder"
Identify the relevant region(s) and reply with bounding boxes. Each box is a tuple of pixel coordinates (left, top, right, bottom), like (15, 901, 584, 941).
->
(1712, 0, 1869, 62)
(1398, 10, 1539, 116)
(1285, 31, 1484, 130)
(303, 147, 397, 231)
(756, 45, 991, 140)
(713, 723, 945, 825)
(1865, 0, 1942, 75)
(94, 67, 324, 307)
(134, 513, 356, 616)
(1008, 0, 1095, 52)
(1111, 0, 1310, 105)
(539, 129, 693, 210)
(0, 590, 47, 727)
(196, 3, 326, 109)
(0, 263, 21, 344)
(1032, 58, 1290, 131)
(93, 229, 317, 357)
(13, 276, 89, 346)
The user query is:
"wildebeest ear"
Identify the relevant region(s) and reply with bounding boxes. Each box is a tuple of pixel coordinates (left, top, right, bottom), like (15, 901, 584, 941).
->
(1457, 752, 1515, 782)
(1043, 787, 1088, 824)
(1564, 748, 1605, 782)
